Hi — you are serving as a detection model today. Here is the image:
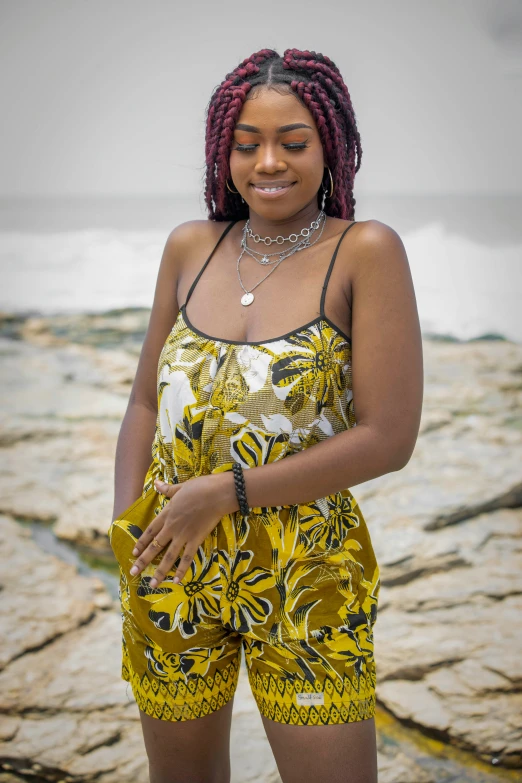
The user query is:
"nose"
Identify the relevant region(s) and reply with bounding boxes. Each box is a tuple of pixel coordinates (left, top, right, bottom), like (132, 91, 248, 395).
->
(254, 144, 288, 174)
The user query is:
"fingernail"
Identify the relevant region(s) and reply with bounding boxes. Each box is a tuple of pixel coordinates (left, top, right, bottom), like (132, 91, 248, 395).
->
(132, 548, 138, 555)
(130, 566, 138, 575)
(150, 578, 158, 588)
(173, 576, 180, 584)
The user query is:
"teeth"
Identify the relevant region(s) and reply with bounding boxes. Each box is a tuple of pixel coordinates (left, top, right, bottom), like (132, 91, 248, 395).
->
(256, 186, 286, 192)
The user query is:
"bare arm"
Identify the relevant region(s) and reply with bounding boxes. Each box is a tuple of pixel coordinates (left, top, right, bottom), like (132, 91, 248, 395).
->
(214, 219, 424, 510)
(111, 221, 200, 522)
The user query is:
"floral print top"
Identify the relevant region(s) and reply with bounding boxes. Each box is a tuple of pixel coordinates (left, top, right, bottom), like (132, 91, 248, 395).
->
(142, 220, 358, 515)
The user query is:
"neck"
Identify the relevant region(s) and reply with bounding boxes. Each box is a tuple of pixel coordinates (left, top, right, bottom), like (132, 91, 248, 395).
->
(246, 200, 322, 239)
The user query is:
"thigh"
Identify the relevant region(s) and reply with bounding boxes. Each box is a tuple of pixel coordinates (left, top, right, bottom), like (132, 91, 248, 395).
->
(112, 512, 242, 722)
(242, 500, 380, 728)
(140, 697, 235, 783)
(240, 497, 380, 782)
(261, 714, 378, 783)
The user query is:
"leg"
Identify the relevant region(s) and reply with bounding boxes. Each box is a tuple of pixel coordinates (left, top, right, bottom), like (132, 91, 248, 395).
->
(139, 697, 235, 783)
(261, 714, 378, 783)
(112, 530, 244, 782)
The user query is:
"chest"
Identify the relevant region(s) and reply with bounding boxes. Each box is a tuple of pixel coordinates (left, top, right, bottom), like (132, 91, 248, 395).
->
(177, 235, 353, 345)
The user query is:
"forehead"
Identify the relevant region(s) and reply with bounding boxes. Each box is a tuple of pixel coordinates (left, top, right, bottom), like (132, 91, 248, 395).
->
(235, 87, 317, 133)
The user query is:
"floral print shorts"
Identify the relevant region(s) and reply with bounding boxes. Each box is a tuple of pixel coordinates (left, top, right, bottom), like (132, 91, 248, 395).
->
(108, 480, 380, 726)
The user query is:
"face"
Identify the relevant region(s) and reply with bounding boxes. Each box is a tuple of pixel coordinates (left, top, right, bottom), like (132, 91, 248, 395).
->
(229, 87, 325, 222)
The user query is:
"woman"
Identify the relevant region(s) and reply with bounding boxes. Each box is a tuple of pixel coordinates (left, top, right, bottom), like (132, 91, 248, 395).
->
(109, 48, 423, 783)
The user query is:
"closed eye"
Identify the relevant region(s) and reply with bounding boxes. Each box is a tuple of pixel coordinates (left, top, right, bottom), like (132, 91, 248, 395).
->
(233, 143, 310, 152)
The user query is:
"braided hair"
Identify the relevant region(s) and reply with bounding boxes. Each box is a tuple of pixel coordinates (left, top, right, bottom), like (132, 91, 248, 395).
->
(204, 48, 362, 222)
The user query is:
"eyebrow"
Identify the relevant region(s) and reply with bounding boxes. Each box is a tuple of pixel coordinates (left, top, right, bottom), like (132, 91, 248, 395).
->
(234, 122, 313, 134)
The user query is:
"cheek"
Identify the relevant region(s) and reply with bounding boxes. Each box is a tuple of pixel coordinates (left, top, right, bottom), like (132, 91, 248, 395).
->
(300, 155, 326, 190)
(229, 153, 249, 180)
(291, 142, 324, 178)
(308, 147, 326, 174)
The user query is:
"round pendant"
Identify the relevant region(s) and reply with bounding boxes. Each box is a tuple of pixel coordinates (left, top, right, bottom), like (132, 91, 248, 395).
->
(241, 292, 254, 306)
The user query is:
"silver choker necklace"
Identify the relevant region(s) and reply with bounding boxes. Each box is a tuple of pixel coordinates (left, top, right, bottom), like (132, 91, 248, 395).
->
(246, 218, 322, 246)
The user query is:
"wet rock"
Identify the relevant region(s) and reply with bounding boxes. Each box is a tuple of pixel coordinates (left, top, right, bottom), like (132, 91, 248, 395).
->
(0, 515, 100, 670)
(377, 749, 434, 783)
(373, 510, 522, 767)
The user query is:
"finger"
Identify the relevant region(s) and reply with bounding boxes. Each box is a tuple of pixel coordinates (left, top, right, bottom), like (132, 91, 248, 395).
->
(172, 544, 198, 585)
(129, 532, 169, 576)
(154, 479, 183, 499)
(149, 538, 184, 588)
(131, 507, 170, 555)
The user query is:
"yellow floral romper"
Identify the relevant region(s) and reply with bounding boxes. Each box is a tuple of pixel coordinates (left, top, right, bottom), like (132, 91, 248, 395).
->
(108, 219, 380, 726)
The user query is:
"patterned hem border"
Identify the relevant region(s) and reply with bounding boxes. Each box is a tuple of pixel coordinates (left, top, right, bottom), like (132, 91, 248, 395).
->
(120, 659, 240, 723)
(247, 665, 377, 726)
(254, 693, 376, 726)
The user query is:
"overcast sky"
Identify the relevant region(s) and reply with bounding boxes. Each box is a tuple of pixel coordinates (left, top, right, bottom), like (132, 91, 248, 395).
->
(1, 0, 521, 197)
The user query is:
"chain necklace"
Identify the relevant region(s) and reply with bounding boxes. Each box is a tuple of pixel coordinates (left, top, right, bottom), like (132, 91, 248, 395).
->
(246, 213, 324, 245)
(237, 211, 327, 306)
(243, 211, 325, 266)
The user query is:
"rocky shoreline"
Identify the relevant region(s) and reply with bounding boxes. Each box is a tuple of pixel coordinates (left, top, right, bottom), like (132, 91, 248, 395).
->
(0, 309, 521, 782)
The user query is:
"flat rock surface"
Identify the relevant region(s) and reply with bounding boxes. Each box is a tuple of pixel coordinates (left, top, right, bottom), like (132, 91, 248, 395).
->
(1, 312, 521, 781)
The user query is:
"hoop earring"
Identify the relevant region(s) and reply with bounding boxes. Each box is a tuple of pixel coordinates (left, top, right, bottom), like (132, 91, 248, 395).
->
(226, 179, 239, 194)
(324, 166, 334, 198)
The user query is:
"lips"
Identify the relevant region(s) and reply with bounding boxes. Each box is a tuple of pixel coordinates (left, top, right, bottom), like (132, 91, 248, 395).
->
(251, 181, 295, 188)
(250, 183, 295, 198)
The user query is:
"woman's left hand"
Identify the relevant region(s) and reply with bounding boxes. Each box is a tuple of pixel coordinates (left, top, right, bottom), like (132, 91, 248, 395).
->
(129, 473, 236, 588)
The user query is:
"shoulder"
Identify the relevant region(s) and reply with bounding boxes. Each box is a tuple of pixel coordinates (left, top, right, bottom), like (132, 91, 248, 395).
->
(162, 219, 236, 270)
(333, 217, 402, 251)
(351, 219, 406, 273)
(332, 218, 408, 279)
(163, 218, 221, 251)
(164, 219, 236, 249)
(353, 218, 403, 247)
(160, 219, 232, 265)
(160, 220, 238, 304)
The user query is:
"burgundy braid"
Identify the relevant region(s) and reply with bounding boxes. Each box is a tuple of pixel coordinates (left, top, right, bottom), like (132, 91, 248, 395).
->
(203, 48, 362, 221)
(203, 50, 278, 220)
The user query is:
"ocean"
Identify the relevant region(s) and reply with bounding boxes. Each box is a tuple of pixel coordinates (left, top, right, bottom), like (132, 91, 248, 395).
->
(1, 192, 520, 343)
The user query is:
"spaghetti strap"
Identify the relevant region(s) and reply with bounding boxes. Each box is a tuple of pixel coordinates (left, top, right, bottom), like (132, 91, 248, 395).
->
(320, 221, 357, 317)
(184, 221, 238, 307)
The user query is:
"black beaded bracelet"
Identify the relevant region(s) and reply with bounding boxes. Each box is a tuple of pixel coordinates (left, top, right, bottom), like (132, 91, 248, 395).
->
(232, 462, 250, 517)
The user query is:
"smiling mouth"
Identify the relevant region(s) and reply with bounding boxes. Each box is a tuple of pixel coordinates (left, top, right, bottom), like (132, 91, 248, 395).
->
(250, 183, 295, 196)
